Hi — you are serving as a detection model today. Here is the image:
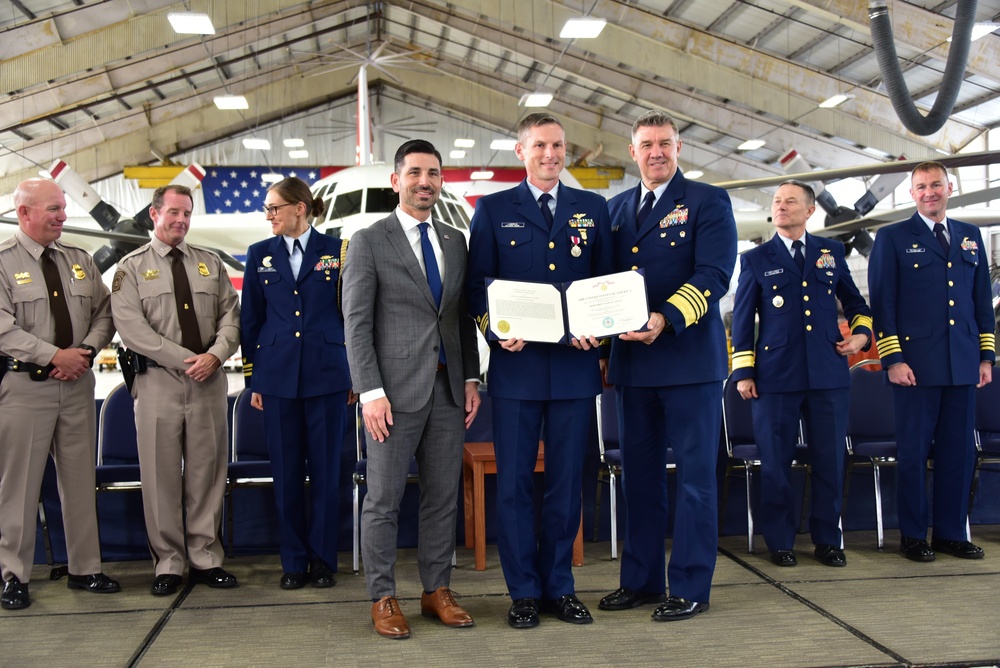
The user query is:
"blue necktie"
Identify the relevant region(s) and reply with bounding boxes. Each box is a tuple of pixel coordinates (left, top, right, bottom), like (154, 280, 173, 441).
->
(636, 190, 656, 232)
(933, 222, 950, 255)
(418, 222, 445, 366)
(538, 193, 554, 228)
(792, 239, 805, 273)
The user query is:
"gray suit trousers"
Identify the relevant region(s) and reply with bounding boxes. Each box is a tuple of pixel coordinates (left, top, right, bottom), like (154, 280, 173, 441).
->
(361, 370, 464, 598)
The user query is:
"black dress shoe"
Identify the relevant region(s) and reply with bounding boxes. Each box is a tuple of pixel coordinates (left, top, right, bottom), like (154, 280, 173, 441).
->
(598, 587, 667, 611)
(507, 597, 540, 629)
(190, 567, 238, 589)
(651, 596, 709, 622)
(280, 572, 308, 590)
(150, 574, 183, 596)
(310, 559, 336, 588)
(1, 576, 30, 610)
(900, 537, 936, 562)
(541, 594, 593, 624)
(67, 572, 121, 593)
(814, 544, 847, 567)
(931, 538, 985, 559)
(770, 550, 797, 567)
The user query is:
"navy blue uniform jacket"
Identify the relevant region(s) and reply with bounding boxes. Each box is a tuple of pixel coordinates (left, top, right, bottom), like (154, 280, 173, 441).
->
(466, 180, 613, 400)
(241, 232, 351, 398)
(730, 233, 872, 393)
(606, 173, 737, 386)
(868, 213, 995, 386)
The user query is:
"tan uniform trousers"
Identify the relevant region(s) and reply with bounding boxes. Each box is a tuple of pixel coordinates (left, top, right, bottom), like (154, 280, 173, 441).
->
(0, 370, 101, 583)
(134, 366, 228, 576)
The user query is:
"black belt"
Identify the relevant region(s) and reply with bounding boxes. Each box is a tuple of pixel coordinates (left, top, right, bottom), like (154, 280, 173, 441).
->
(145, 358, 163, 369)
(6, 359, 54, 381)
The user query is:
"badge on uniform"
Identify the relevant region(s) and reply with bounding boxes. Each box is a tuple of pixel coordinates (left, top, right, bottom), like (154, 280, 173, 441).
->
(961, 237, 978, 252)
(314, 255, 340, 271)
(568, 213, 594, 228)
(501, 222, 524, 228)
(143, 269, 160, 281)
(905, 247, 926, 253)
(112, 270, 126, 293)
(772, 295, 784, 308)
(72, 264, 86, 280)
(14, 271, 31, 285)
(198, 262, 210, 277)
(570, 236, 582, 257)
(815, 253, 836, 269)
(258, 255, 276, 273)
(764, 268, 783, 277)
(660, 205, 689, 228)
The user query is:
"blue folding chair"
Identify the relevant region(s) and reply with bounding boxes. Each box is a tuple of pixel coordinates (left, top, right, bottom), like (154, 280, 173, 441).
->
(95, 382, 141, 492)
(971, 377, 1000, 513)
(225, 388, 273, 557)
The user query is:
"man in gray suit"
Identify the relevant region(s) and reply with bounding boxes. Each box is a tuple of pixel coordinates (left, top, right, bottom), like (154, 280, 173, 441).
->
(343, 139, 481, 639)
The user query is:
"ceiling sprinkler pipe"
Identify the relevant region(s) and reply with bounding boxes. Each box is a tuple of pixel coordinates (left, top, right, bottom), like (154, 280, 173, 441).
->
(868, 0, 978, 135)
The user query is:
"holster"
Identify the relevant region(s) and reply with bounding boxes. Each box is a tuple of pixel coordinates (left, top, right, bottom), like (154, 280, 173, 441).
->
(117, 348, 147, 392)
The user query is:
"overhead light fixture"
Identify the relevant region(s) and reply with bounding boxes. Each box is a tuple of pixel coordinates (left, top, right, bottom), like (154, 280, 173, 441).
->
(935, 148, 950, 156)
(449, 150, 467, 159)
(454, 138, 476, 148)
(213, 95, 248, 110)
(559, 17, 607, 39)
(738, 139, 766, 151)
(283, 138, 305, 148)
(470, 170, 494, 180)
(519, 92, 553, 108)
(490, 139, 517, 151)
(948, 21, 1000, 42)
(167, 12, 215, 35)
(818, 94, 852, 109)
(242, 138, 271, 150)
(261, 173, 283, 183)
(288, 150, 309, 159)
(685, 170, 704, 179)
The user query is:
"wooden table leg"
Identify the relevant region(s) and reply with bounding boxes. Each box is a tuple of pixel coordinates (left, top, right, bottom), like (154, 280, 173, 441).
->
(463, 460, 474, 549)
(473, 461, 487, 571)
(572, 512, 584, 567)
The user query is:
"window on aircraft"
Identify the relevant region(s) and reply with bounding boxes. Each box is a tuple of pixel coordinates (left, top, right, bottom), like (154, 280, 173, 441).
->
(366, 188, 398, 214)
(331, 189, 362, 218)
(433, 202, 453, 226)
(444, 201, 469, 230)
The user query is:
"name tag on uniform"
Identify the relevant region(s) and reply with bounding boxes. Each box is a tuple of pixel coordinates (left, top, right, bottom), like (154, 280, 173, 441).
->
(764, 268, 783, 276)
(905, 248, 926, 253)
(501, 222, 524, 228)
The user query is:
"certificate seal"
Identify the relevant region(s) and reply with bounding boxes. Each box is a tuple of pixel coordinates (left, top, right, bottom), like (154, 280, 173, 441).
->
(497, 320, 510, 334)
(602, 317, 614, 329)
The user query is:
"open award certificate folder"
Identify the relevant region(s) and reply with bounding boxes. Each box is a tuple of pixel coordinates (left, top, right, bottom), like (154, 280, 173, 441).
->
(485, 270, 649, 343)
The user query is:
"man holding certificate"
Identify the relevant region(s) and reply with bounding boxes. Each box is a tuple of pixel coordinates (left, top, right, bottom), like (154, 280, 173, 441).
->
(599, 111, 737, 621)
(466, 113, 613, 629)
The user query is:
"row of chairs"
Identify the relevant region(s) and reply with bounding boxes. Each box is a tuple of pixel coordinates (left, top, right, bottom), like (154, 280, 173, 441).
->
(594, 361, 1000, 557)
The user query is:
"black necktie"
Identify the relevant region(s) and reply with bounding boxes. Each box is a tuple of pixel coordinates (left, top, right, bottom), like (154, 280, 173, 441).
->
(538, 193, 554, 228)
(292, 238, 304, 279)
(636, 191, 656, 232)
(933, 222, 950, 255)
(40, 248, 73, 349)
(168, 248, 204, 354)
(792, 239, 805, 273)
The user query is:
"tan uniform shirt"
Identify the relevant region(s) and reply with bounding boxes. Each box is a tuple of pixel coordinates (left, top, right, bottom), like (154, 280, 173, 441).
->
(0, 228, 113, 361)
(111, 236, 239, 365)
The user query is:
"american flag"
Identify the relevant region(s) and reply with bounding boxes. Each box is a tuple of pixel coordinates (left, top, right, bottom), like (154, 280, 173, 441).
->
(202, 166, 324, 214)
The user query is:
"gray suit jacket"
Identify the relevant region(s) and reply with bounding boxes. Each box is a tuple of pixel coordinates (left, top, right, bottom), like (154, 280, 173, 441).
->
(342, 211, 479, 412)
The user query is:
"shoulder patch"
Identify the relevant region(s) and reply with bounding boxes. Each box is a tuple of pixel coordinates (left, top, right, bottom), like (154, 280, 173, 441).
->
(112, 270, 126, 293)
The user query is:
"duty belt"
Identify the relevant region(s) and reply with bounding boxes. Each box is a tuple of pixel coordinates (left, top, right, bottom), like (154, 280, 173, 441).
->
(6, 359, 54, 381)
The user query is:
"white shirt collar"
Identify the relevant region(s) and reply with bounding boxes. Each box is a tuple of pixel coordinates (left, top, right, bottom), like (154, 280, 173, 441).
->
(394, 206, 434, 233)
(283, 225, 312, 255)
(526, 181, 560, 204)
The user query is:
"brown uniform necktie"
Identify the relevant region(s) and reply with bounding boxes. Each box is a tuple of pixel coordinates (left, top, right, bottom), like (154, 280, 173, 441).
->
(168, 248, 204, 354)
(40, 248, 73, 349)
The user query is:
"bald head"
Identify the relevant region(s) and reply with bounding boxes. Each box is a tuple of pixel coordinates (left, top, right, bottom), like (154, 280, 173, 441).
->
(14, 178, 67, 246)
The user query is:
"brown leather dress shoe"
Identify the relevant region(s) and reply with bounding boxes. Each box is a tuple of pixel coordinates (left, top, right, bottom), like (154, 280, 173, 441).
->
(420, 587, 474, 627)
(372, 596, 410, 639)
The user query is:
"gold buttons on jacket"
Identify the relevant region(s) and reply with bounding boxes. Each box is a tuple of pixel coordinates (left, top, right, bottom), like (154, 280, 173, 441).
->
(549, 263, 556, 270)
(548, 242, 555, 249)
(805, 310, 811, 316)
(802, 281, 807, 287)
(949, 300, 955, 306)
(949, 280, 954, 286)
(510, 240, 516, 246)
(806, 325, 812, 331)
(295, 332, 301, 337)
(631, 265, 638, 270)
(950, 319, 955, 325)
(803, 295, 810, 302)
(948, 262, 953, 268)
(631, 246, 639, 253)
(294, 290, 299, 295)
(295, 311, 300, 316)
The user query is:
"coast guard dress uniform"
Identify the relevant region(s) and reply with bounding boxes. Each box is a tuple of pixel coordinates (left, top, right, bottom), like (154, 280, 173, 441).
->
(241, 227, 351, 579)
(112, 237, 240, 580)
(466, 180, 613, 604)
(605, 170, 737, 606)
(868, 213, 995, 546)
(731, 233, 872, 556)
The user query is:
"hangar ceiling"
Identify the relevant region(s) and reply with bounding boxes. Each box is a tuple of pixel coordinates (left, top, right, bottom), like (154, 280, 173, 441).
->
(1, 0, 999, 209)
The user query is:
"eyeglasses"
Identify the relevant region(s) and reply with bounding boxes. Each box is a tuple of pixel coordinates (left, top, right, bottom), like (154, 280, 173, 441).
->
(262, 203, 295, 216)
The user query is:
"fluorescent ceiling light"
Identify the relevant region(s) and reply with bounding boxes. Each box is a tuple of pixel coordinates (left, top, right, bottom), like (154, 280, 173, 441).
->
(454, 138, 476, 148)
(283, 138, 305, 148)
(935, 148, 950, 156)
(242, 138, 271, 150)
(261, 173, 283, 183)
(818, 94, 852, 109)
(167, 12, 215, 35)
(213, 95, 248, 110)
(470, 170, 494, 180)
(948, 21, 1000, 42)
(520, 92, 553, 107)
(685, 170, 704, 179)
(449, 150, 467, 159)
(288, 150, 309, 159)
(559, 17, 607, 39)
(737, 139, 766, 151)
(490, 139, 517, 151)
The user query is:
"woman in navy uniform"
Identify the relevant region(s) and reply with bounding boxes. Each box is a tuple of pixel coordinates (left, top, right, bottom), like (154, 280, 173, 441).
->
(241, 177, 352, 589)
